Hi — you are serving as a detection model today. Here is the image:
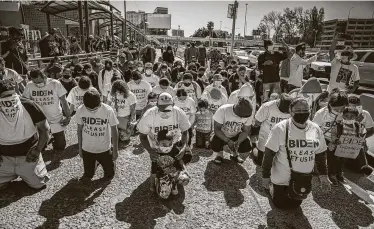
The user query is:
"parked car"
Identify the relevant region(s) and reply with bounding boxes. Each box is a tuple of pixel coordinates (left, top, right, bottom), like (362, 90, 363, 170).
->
(307, 53, 331, 79)
(248, 50, 264, 67)
(233, 50, 250, 65)
(350, 50, 374, 88)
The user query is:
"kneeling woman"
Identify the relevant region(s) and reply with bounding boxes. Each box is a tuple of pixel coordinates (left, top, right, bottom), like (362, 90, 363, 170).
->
(107, 80, 136, 142)
(262, 98, 331, 209)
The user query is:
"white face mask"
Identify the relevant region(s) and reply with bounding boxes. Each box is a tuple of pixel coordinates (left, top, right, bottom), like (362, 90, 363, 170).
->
(267, 45, 274, 51)
(145, 69, 153, 75)
(149, 101, 157, 106)
(213, 81, 222, 87)
(343, 119, 355, 125)
(356, 105, 363, 113)
(0, 94, 20, 122)
(138, 67, 144, 72)
(162, 70, 167, 74)
(159, 146, 173, 153)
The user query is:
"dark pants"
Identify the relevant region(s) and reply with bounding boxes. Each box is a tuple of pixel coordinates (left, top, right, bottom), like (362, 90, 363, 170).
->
(188, 128, 193, 147)
(287, 84, 299, 93)
(271, 183, 303, 209)
(280, 79, 289, 93)
(195, 131, 211, 148)
(52, 131, 66, 150)
(82, 150, 114, 179)
(211, 135, 251, 153)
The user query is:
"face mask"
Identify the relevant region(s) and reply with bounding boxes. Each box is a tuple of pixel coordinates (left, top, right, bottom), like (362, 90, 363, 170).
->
(356, 105, 363, 113)
(159, 111, 172, 119)
(145, 69, 152, 75)
(198, 73, 204, 77)
(63, 74, 71, 79)
(105, 66, 112, 70)
(86, 106, 100, 113)
(292, 112, 310, 124)
(149, 101, 157, 106)
(159, 146, 173, 153)
(267, 45, 274, 51)
(35, 81, 46, 88)
(138, 67, 144, 72)
(228, 70, 233, 75)
(162, 70, 167, 74)
(183, 82, 191, 87)
(213, 81, 222, 87)
(343, 119, 355, 125)
(177, 66, 181, 69)
(0, 94, 20, 122)
(330, 106, 340, 115)
(129, 67, 134, 71)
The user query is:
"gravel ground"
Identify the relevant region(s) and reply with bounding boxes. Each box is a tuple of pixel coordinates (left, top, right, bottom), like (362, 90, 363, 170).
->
(0, 119, 374, 229)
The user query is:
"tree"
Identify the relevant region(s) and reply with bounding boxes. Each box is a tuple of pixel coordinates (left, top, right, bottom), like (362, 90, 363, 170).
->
(281, 7, 299, 44)
(298, 6, 324, 47)
(263, 11, 283, 42)
(258, 21, 271, 39)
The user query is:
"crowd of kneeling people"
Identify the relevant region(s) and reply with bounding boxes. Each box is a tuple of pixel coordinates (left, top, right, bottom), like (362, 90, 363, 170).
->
(0, 50, 373, 208)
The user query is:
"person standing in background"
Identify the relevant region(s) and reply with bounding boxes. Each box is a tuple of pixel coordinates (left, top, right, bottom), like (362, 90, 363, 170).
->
(279, 39, 294, 93)
(198, 44, 207, 67)
(258, 40, 288, 102)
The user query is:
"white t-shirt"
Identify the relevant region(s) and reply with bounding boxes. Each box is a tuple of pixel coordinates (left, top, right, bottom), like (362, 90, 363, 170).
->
(3, 68, 23, 84)
(265, 119, 327, 185)
(138, 106, 190, 148)
(174, 82, 201, 103)
(174, 97, 197, 120)
(98, 69, 121, 93)
(66, 86, 94, 111)
(203, 84, 228, 98)
(213, 104, 253, 138)
(76, 103, 119, 153)
(328, 58, 360, 93)
(23, 78, 66, 125)
(255, 100, 291, 151)
(152, 85, 175, 97)
(201, 91, 228, 113)
(312, 107, 342, 141)
(142, 73, 159, 87)
(288, 54, 317, 87)
(128, 80, 152, 111)
(359, 110, 374, 130)
(107, 91, 137, 117)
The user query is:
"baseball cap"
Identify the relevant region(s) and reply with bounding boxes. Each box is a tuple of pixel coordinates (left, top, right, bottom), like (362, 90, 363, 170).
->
(158, 92, 173, 111)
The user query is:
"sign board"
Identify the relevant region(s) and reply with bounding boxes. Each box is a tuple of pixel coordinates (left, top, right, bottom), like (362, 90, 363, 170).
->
(147, 14, 171, 29)
(334, 134, 364, 159)
(227, 4, 233, 19)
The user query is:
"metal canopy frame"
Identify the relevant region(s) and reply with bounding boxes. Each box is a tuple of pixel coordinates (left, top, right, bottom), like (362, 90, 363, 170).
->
(40, 1, 110, 15)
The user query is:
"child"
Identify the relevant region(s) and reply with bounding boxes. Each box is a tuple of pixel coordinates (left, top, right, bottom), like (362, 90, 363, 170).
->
(328, 107, 371, 184)
(107, 79, 136, 143)
(141, 92, 158, 118)
(195, 100, 214, 149)
(66, 76, 94, 115)
(102, 74, 122, 103)
(76, 88, 119, 181)
(153, 129, 191, 198)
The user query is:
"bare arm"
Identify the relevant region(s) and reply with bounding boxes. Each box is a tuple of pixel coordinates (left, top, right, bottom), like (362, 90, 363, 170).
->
(59, 95, 71, 119)
(130, 104, 136, 121)
(329, 34, 338, 61)
(236, 125, 251, 144)
(214, 121, 230, 143)
(35, 120, 50, 152)
(262, 147, 276, 178)
(366, 127, 374, 139)
(111, 125, 119, 159)
(77, 124, 83, 154)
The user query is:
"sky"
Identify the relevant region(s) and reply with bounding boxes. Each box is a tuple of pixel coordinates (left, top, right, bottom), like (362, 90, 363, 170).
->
(110, 1, 374, 37)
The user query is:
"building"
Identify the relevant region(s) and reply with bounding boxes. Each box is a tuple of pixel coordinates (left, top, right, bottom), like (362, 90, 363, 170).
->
(319, 18, 374, 51)
(126, 10, 145, 27)
(171, 29, 184, 37)
(154, 7, 168, 14)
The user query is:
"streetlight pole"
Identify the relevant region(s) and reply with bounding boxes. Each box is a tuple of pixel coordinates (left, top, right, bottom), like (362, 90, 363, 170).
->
(177, 25, 180, 50)
(244, 3, 248, 39)
(220, 21, 222, 30)
(123, 0, 127, 42)
(231, 0, 238, 55)
(313, 29, 318, 48)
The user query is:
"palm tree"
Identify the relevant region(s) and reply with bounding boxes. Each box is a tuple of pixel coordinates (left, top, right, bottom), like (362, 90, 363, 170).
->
(207, 21, 214, 46)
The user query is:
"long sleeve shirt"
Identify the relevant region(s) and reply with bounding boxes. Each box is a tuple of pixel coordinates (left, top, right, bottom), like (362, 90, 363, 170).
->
(288, 54, 318, 87)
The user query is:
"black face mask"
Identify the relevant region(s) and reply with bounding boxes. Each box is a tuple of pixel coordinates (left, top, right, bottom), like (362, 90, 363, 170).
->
(184, 82, 191, 87)
(105, 66, 112, 70)
(198, 73, 204, 77)
(278, 100, 291, 114)
(132, 77, 140, 81)
(293, 112, 310, 124)
(63, 74, 71, 79)
(129, 67, 134, 71)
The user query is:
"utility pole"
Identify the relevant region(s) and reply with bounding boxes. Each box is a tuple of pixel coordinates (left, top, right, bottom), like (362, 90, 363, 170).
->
(177, 25, 180, 50)
(220, 21, 222, 30)
(123, 0, 127, 42)
(231, 0, 238, 55)
(244, 3, 248, 39)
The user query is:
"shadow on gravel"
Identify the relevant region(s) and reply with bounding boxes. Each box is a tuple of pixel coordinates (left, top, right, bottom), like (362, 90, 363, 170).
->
(0, 180, 44, 209)
(115, 178, 185, 229)
(203, 160, 249, 208)
(313, 183, 374, 229)
(249, 166, 313, 228)
(42, 144, 79, 172)
(190, 148, 213, 164)
(36, 178, 109, 229)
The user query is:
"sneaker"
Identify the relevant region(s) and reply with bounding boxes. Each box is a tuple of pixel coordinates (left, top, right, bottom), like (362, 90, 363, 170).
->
(329, 176, 339, 186)
(171, 185, 179, 195)
(214, 156, 224, 165)
(230, 155, 244, 164)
